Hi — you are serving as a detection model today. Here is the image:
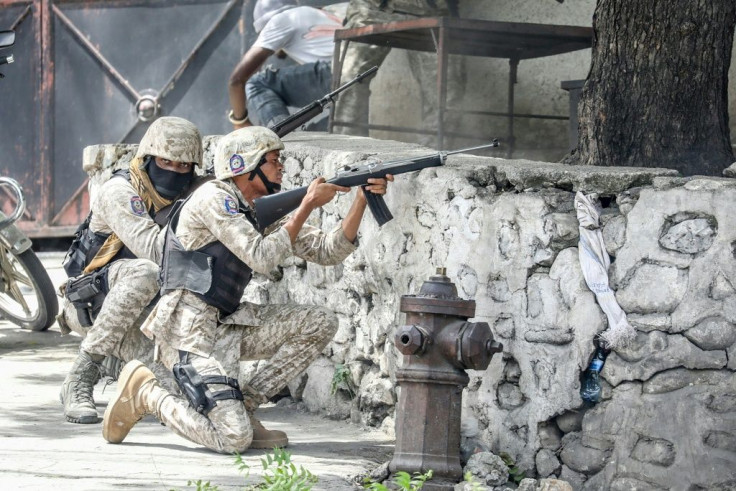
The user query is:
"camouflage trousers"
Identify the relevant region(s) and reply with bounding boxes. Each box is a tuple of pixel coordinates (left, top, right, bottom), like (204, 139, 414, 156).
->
(333, 0, 465, 142)
(150, 303, 338, 454)
(59, 258, 159, 365)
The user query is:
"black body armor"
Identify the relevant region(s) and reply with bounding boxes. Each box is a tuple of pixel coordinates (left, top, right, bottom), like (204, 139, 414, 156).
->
(62, 170, 144, 277)
(160, 197, 254, 316)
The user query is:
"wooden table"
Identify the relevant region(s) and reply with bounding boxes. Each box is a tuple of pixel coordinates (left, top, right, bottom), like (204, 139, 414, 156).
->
(329, 17, 593, 155)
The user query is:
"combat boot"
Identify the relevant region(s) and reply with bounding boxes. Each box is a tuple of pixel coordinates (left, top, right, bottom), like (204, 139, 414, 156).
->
(60, 351, 102, 424)
(102, 360, 160, 444)
(249, 413, 289, 449)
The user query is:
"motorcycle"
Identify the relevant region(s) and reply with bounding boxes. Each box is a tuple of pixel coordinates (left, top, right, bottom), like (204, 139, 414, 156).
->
(0, 30, 59, 331)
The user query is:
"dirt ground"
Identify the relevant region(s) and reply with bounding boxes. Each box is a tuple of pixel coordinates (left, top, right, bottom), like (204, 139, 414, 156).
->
(0, 252, 394, 491)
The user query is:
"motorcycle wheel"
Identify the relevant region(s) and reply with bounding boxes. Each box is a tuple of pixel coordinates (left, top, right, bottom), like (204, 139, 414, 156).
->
(0, 245, 59, 331)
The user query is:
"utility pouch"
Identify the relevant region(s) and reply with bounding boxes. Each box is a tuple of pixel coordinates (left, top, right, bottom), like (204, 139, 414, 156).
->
(62, 214, 108, 278)
(65, 267, 110, 327)
(172, 351, 243, 416)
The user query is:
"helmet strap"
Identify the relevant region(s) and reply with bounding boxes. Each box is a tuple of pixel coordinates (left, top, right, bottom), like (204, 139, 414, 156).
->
(247, 157, 281, 195)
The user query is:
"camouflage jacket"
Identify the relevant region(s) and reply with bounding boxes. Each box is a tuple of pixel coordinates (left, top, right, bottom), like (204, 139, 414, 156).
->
(89, 176, 166, 263)
(142, 178, 357, 357)
(345, 0, 456, 26)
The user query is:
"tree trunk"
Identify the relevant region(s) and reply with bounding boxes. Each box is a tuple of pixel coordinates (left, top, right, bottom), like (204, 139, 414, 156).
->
(567, 0, 736, 176)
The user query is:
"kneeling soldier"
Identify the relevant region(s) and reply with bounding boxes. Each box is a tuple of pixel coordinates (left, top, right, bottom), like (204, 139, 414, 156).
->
(59, 117, 202, 423)
(102, 126, 391, 452)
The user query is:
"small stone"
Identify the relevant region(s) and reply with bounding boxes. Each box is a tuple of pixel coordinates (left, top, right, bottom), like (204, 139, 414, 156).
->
(537, 478, 573, 491)
(535, 449, 561, 477)
(464, 452, 510, 487)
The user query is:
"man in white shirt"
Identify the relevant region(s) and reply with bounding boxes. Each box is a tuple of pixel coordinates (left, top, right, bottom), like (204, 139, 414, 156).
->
(227, 1, 343, 130)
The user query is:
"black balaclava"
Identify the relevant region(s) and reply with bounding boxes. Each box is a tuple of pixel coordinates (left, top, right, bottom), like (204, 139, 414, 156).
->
(144, 155, 194, 199)
(248, 155, 281, 195)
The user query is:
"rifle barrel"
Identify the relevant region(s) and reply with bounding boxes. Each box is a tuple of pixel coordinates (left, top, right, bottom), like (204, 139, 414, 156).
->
(443, 141, 500, 156)
(323, 66, 378, 102)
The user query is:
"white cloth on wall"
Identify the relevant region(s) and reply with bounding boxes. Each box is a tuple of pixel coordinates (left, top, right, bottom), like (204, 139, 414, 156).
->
(575, 191, 636, 349)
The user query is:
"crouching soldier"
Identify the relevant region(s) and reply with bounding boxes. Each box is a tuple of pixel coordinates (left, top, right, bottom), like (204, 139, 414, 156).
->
(101, 126, 391, 453)
(58, 117, 203, 424)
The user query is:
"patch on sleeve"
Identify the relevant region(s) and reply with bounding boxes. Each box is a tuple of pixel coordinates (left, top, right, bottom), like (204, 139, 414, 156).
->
(130, 196, 146, 216)
(224, 196, 239, 215)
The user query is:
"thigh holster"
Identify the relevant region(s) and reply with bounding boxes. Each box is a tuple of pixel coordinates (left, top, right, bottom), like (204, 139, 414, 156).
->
(64, 266, 110, 328)
(172, 351, 243, 416)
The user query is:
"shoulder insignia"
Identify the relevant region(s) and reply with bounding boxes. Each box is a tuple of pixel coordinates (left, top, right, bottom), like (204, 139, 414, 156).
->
(130, 196, 146, 216)
(224, 196, 239, 215)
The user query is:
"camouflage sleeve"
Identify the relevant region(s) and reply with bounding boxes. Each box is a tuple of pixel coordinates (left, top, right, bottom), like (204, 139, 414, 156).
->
(182, 185, 294, 275)
(292, 223, 358, 266)
(94, 178, 165, 262)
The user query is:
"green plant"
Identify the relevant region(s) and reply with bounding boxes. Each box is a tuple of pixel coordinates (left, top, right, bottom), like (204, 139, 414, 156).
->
(498, 452, 526, 484)
(184, 480, 220, 491)
(259, 446, 318, 490)
(462, 472, 484, 491)
(330, 363, 357, 398)
(180, 448, 317, 491)
(363, 470, 433, 490)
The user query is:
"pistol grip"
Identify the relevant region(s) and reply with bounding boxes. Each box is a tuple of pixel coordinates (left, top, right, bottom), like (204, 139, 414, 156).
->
(362, 186, 393, 227)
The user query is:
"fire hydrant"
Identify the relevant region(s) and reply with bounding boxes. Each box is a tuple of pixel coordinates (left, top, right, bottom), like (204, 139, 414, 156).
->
(389, 268, 503, 490)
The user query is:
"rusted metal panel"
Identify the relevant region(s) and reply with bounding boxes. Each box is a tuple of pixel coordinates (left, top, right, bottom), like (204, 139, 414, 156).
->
(0, 1, 43, 228)
(1, 0, 254, 238)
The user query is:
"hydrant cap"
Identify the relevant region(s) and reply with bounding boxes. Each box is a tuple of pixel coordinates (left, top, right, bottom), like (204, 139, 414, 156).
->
(460, 322, 496, 370)
(401, 270, 476, 317)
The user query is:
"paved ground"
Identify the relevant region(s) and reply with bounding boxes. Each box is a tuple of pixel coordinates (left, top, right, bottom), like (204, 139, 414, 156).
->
(0, 252, 394, 490)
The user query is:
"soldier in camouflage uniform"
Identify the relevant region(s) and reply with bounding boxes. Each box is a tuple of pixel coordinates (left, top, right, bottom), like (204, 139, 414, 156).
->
(58, 117, 203, 424)
(101, 126, 391, 453)
(332, 0, 463, 142)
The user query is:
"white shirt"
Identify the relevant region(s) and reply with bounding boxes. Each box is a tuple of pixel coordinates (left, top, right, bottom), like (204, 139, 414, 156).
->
(254, 6, 342, 65)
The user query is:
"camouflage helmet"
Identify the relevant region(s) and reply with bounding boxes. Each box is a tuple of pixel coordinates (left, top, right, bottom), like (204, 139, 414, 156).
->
(135, 116, 203, 167)
(213, 126, 284, 180)
(253, 0, 297, 33)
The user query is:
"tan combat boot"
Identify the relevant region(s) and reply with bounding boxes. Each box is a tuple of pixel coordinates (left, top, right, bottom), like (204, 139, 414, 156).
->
(249, 413, 289, 449)
(60, 351, 102, 424)
(102, 360, 159, 444)
(241, 385, 288, 449)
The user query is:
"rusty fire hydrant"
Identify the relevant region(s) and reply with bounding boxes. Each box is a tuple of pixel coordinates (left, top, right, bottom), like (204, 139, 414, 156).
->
(389, 268, 503, 490)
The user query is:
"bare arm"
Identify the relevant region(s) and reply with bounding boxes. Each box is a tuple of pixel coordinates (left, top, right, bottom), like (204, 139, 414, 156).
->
(228, 46, 274, 129)
(283, 177, 349, 243)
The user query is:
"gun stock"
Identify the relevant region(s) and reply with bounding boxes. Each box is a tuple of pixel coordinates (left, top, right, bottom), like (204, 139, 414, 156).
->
(252, 141, 500, 232)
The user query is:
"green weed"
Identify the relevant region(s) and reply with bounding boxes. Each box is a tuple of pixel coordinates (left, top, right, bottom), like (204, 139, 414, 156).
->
(363, 469, 433, 490)
(179, 447, 317, 491)
(498, 452, 526, 484)
(330, 363, 357, 399)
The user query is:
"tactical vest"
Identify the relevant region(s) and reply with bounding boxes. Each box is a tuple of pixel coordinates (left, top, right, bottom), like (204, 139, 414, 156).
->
(160, 196, 254, 316)
(62, 170, 141, 277)
(63, 172, 214, 278)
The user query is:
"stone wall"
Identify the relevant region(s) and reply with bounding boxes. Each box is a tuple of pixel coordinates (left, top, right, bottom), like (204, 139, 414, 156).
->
(84, 134, 736, 490)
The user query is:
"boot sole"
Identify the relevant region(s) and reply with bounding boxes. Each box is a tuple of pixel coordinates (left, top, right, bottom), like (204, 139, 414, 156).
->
(59, 392, 99, 424)
(66, 414, 100, 424)
(102, 360, 146, 443)
(250, 438, 289, 449)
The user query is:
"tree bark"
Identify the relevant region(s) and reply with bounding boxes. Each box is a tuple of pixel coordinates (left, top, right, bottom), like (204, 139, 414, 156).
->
(567, 0, 736, 176)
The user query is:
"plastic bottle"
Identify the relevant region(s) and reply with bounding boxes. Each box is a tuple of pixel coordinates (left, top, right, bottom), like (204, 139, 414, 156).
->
(580, 337, 612, 404)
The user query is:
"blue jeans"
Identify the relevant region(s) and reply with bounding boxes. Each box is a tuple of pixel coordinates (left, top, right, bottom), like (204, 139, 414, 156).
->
(246, 60, 332, 129)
